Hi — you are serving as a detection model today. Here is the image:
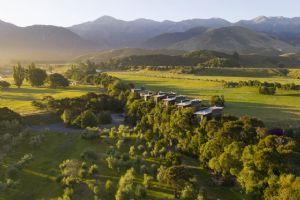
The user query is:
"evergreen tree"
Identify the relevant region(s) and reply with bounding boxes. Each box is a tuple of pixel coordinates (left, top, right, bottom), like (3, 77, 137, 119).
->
(13, 63, 25, 88)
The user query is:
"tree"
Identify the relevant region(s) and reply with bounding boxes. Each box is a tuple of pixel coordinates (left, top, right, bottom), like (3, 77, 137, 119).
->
(237, 135, 296, 194)
(59, 159, 82, 186)
(0, 81, 10, 90)
(27, 64, 47, 87)
(208, 141, 244, 177)
(115, 168, 146, 200)
(81, 110, 98, 128)
(157, 166, 192, 198)
(259, 86, 276, 95)
(13, 63, 25, 88)
(48, 73, 69, 88)
(108, 80, 130, 96)
(210, 95, 225, 107)
(264, 174, 300, 200)
(180, 184, 198, 200)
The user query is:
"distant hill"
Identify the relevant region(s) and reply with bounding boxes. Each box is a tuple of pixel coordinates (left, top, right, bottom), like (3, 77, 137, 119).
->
(73, 48, 186, 63)
(169, 26, 297, 54)
(68, 16, 230, 48)
(0, 21, 98, 63)
(235, 16, 300, 46)
(143, 27, 208, 49)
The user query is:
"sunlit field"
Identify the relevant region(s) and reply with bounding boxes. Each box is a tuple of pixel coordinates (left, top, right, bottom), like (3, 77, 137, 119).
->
(0, 80, 99, 115)
(110, 70, 300, 127)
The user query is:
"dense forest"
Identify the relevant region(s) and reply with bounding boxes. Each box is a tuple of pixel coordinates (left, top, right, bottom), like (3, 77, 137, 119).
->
(87, 50, 300, 70)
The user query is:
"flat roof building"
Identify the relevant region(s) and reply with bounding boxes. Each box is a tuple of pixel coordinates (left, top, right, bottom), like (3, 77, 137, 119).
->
(177, 99, 202, 109)
(194, 106, 224, 120)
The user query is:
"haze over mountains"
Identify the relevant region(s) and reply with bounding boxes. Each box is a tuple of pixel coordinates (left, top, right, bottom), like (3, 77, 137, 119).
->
(1, 15, 300, 63)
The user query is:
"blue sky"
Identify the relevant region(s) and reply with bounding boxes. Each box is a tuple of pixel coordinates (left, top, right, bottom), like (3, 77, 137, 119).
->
(0, 0, 299, 26)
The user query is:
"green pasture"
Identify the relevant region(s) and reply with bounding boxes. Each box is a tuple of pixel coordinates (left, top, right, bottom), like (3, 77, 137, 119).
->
(0, 132, 243, 200)
(110, 71, 300, 127)
(0, 81, 99, 115)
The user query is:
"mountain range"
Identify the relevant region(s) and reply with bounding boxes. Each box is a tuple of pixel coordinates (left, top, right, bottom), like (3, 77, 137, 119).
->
(1, 16, 300, 63)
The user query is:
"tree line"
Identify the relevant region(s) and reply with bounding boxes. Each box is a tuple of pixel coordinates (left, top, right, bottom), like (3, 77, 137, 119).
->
(222, 79, 300, 95)
(6, 63, 69, 89)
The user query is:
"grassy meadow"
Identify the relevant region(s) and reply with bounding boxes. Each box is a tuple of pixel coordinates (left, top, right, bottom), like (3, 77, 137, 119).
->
(0, 79, 99, 115)
(110, 70, 300, 127)
(0, 132, 243, 200)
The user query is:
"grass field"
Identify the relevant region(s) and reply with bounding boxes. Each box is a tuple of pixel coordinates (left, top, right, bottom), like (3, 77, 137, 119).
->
(110, 70, 300, 128)
(0, 131, 243, 200)
(0, 81, 99, 115)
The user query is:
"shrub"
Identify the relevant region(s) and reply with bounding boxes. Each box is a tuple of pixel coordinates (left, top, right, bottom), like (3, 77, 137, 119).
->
(106, 156, 116, 169)
(80, 150, 98, 160)
(137, 144, 145, 152)
(143, 174, 153, 189)
(81, 127, 100, 140)
(135, 185, 147, 199)
(142, 151, 149, 158)
(48, 73, 69, 88)
(180, 184, 197, 200)
(0, 120, 22, 133)
(140, 165, 148, 174)
(61, 109, 74, 125)
(15, 154, 33, 169)
(0, 107, 21, 122)
(7, 166, 19, 180)
(165, 151, 182, 167)
(0, 81, 10, 89)
(81, 110, 98, 128)
(98, 111, 112, 124)
(89, 164, 99, 175)
(116, 139, 124, 149)
(129, 146, 136, 157)
(105, 180, 114, 192)
(78, 168, 87, 178)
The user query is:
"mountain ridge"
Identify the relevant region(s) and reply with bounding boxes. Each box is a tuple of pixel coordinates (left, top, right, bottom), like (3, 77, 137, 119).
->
(1, 15, 300, 63)
(169, 26, 297, 54)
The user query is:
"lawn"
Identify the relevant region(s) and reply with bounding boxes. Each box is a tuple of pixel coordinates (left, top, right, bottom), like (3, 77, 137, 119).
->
(0, 132, 243, 200)
(0, 83, 99, 115)
(110, 70, 300, 128)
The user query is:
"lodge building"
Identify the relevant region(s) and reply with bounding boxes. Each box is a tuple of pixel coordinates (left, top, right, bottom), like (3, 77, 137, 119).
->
(131, 87, 224, 120)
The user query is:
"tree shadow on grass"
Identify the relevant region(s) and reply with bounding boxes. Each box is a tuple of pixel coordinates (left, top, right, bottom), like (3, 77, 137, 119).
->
(3, 87, 60, 94)
(276, 93, 300, 97)
(225, 101, 300, 128)
(0, 94, 37, 101)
